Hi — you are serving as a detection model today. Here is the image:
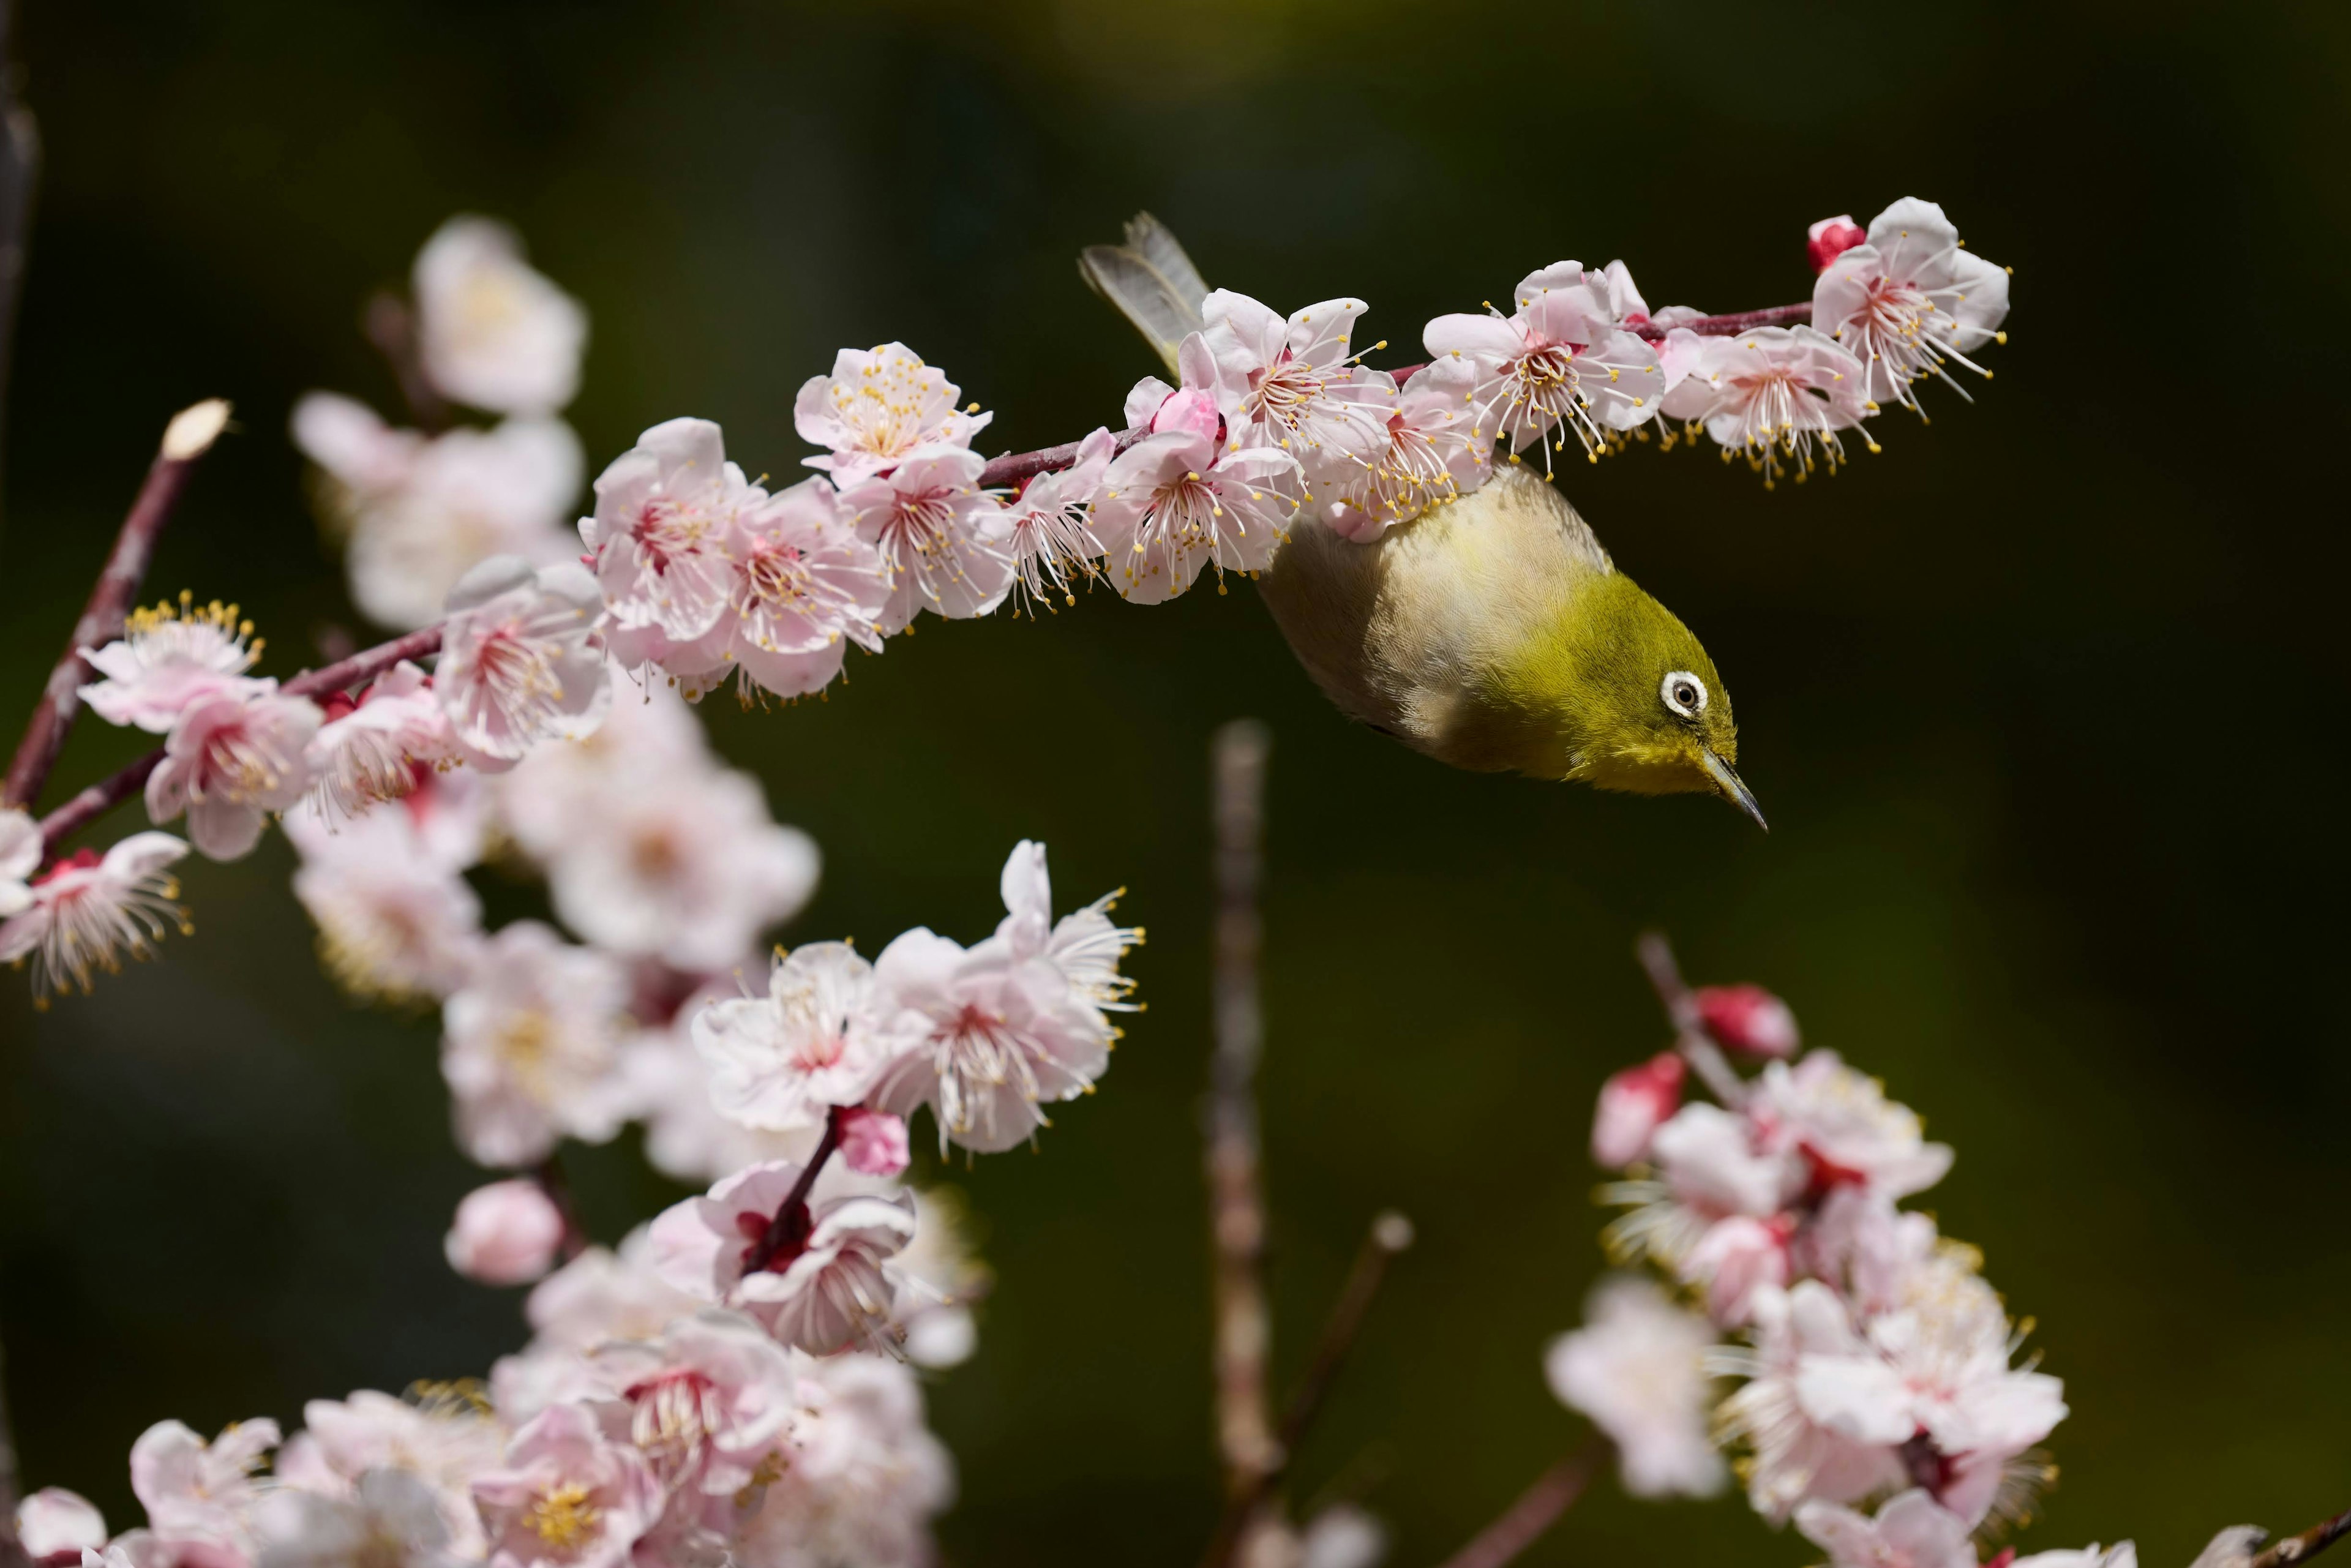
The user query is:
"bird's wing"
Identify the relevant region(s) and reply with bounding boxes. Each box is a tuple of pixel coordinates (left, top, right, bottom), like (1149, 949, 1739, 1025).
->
(1078, 212, 1209, 377)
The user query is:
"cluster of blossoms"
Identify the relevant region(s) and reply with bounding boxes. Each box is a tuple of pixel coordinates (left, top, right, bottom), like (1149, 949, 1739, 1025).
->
(1545, 972, 2132, 1568)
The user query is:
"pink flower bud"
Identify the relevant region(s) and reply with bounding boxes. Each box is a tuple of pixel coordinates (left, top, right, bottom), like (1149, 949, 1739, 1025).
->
(1591, 1051, 1687, 1168)
(15, 1489, 105, 1566)
(1681, 1215, 1791, 1326)
(1695, 983, 1800, 1058)
(1806, 214, 1867, 275)
(443, 1179, 566, 1286)
(838, 1108, 911, 1177)
(1150, 386, 1221, 444)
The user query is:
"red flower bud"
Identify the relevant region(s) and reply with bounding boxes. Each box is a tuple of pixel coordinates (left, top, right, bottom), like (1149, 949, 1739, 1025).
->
(1592, 1050, 1687, 1168)
(1806, 214, 1867, 275)
(1694, 983, 1800, 1058)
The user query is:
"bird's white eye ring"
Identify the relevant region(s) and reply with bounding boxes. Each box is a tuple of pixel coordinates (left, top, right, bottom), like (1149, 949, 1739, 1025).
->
(1661, 670, 1708, 718)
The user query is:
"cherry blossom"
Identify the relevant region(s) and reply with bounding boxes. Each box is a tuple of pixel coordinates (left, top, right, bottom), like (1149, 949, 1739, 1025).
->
(143, 688, 321, 861)
(251, 1468, 457, 1568)
(991, 839, 1142, 1023)
(648, 1158, 917, 1354)
(273, 1389, 505, 1559)
(837, 443, 1014, 633)
(486, 671, 707, 863)
(81, 596, 269, 734)
(15, 1488, 107, 1565)
(129, 1416, 282, 1568)
(1797, 1489, 1981, 1568)
(616, 990, 822, 1187)
(470, 1403, 659, 1568)
(1697, 982, 1801, 1057)
(446, 1179, 570, 1285)
(1713, 1281, 1910, 1520)
(793, 342, 991, 484)
(1812, 198, 2010, 415)
(669, 476, 890, 701)
(413, 216, 587, 417)
(1090, 426, 1298, 604)
(0, 806, 39, 918)
(733, 1352, 954, 1568)
(512, 1232, 702, 1359)
(1681, 1213, 1793, 1327)
(999, 427, 1116, 614)
(1659, 326, 1875, 487)
(440, 921, 631, 1168)
(1750, 1050, 1954, 1202)
(1325, 357, 1493, 541)
(0, 833, 190, 1005)
(589, 1308, 800, 1495)
(1423, 261, 1665, 470)
(837, 1108, 910, 1177)
(301, 662, 456, 825)
(1198, 290, 1390, 485)
(579, 419, 756, 655)
(435, 557, 610, 770)
(1607, 1100, 1798, 1269)
(1808, 214, 1869, 276)
(1591, 1050, 1687, 1168)
(285, 799, 483, 1005)
(1544, 1276, 1725, 1498)
(696, 942, 899, 1134)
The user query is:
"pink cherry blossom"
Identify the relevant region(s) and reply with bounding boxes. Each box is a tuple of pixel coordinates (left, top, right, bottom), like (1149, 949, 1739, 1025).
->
(1199, 290, 1390, 486)
(1798, 1490, 1981, 1568)
(1750, 1050, 1953, 1202)
(276, 1387, 505, 1558)
(1423, 261, 1665, 470)
(1324, 357, 1493, 541)
(735, 1352, 954, 1568)
(590, 1308, 800, 1494)
(580, 418, 755, 651)
(446, 1179, 569, 1285)
(285, 800, 483, 1005)
(522, 1236, 703, 1356)
(1591, 1049, 1687, 1168)
(1714, 1281, 1909, 1520)
(991, 838, 1142, 1022)
(412, 216, 587, 417)
(1697, 983, 1802, 1057)
(794, 342, 992, 484)
(435, 557, 610, 770)
(1812, 197, 2009, 415)
(617, 984, 822, 1187)
(80, 597, 270, 734)
(130, 1417, 282, 1568)
(15, 1488, 106, 1565)
(696, 942, 897, 1134)
(250, 1467, 456, 1568)
(0, 833, 189, 1005)
(0, 806, 40, 919)
(838, 1109, 911, 1177)
(440, 921, 631, 1168)
(471, 1403, 660, 1568)
(1545, 1276, 1725, 1498)
(144, 688, 322, 861)
(648, 1159, 917, 1354)
(1000, 427, 1116, 615)
(672, 476, 890, 700)
(1090, 426, 1298, 605)
(301, 662, 455, 825)
(1681, 1214, 1793, 1327)
(838, 443, 1014, 633)
(1808, 214, 1869, 276)
(1659, 325, 1875, 487)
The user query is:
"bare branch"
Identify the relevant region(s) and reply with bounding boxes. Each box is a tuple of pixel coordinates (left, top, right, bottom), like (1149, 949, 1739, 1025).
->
(3, 399, 232, 811)
(1634, 931, 1745, 1106)
(1433, 1439, 1605, 1568)
(2252, 1511, 2351, 1568)
(1206, 719, 1277, 1506)
(363, 293, 453, 434)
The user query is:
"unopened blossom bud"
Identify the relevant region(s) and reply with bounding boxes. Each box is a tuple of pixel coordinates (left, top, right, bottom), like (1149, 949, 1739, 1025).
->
(1695, 983, 1801, 1058)
(1150, 385, 1221, 443)
(444, 1179, 567, 1285)
(1807, 214, 1867, 274)
(15, 1488, 105, 1565)
(1592, 1050, 1686, 1167)
(839, 1108, 911, 1177)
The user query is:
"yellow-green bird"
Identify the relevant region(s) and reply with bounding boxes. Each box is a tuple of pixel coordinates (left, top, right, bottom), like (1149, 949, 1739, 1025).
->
(1081, 216, 1764, 829)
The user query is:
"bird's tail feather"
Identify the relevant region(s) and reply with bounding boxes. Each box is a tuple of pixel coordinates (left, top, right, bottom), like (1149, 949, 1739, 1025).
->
(1078, 212, 1209, 377)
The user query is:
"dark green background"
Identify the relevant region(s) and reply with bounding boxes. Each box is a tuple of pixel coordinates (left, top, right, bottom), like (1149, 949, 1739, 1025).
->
(2, 2, 2345, 1564)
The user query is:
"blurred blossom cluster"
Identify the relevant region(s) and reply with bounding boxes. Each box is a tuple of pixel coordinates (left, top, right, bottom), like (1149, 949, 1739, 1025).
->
(1543, 969, 2133, 1568)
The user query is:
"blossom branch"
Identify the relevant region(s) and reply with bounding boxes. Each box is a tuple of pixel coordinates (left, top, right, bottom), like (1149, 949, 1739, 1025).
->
(741, 1105, 844, 1276)
(1635, 931, 1745, 1105)
(32, 623, 446, 858)
(2252, 1510, 2351, 1568)
(2, 400, 231, 812)
(1201, 1210, 1415, 1568)
(1433, 1436, 1606, 1568)
(1206, 719, 1278, 1511)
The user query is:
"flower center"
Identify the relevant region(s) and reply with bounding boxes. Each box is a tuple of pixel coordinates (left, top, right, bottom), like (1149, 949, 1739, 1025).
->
(525, 1482, 602, 1549)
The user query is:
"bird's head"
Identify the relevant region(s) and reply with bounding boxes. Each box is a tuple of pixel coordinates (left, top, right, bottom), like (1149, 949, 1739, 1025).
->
(1492, 571, 1764, 828)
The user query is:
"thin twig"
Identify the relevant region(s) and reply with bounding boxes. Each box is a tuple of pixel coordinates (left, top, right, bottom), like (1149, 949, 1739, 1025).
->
(742, 1106, 843, 1275)
(1201, 1210, 1415, 1568)
(1207, 719, 1278, 1515)
(2252, 1510, 2351, 1568)
(1433, 1438, 1605, 1568)
(2, 400, 232, 811)
(1634, 931, 1745, 1106)
(33, 624, 444, 858)
(532, 1155, 588, 1264)
(364, 293, 452, 434)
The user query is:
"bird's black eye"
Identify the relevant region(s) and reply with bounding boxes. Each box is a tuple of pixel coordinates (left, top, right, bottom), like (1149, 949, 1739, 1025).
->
(1660, 669, 1708, 719)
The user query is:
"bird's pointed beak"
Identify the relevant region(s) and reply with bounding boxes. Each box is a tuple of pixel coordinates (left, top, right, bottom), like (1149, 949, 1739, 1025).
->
(1700, 749, 1768, 831)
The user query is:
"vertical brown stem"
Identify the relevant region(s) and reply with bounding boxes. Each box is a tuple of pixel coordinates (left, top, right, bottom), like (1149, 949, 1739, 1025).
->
(1634, 931, 1745, 1106)
(1206, 719, 1278, 1521)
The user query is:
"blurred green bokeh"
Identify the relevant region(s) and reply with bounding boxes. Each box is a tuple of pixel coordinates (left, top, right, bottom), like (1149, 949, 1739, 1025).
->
(2, 1, 2347, 1564)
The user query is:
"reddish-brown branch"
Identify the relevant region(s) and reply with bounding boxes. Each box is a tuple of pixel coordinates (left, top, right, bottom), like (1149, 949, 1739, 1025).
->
(34, 624, 446, 858)
(3, 400, 231, 812)
(2252, 1510, 2351, 1568)
(1434, 1439, 1605, 1568)
(742, 1106, 843, 1276)
(976, 424, 1147, 492)
(1635, 931, 1747, 1105)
